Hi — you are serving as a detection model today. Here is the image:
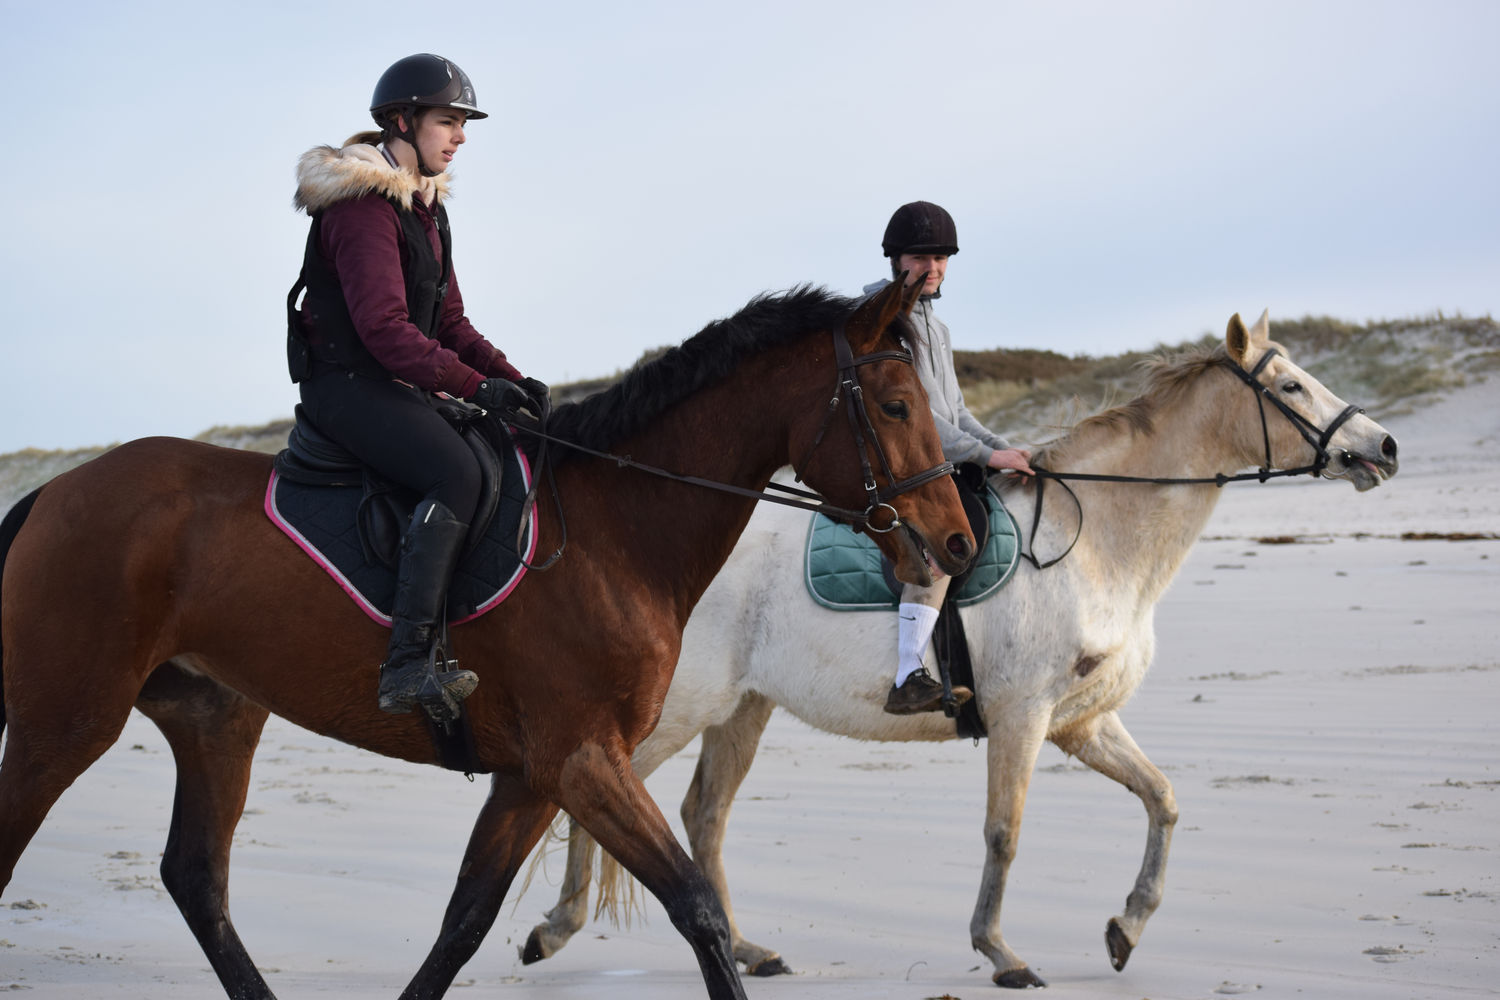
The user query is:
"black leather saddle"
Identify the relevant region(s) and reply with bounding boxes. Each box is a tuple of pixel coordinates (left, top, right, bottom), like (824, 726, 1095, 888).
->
(274, 401, 504, 569)
(268, 403, 534, 624)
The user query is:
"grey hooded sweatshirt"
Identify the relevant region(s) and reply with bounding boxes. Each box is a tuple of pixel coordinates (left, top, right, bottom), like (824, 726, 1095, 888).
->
(863, 279, 1011, 466)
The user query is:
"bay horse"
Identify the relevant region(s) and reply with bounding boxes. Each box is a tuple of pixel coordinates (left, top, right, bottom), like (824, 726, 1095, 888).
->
(0, 278, 977, 1000)
(522, 310, 1401, 987)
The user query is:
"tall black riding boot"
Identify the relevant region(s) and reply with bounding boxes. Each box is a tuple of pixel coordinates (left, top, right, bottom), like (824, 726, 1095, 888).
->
(377, 499, 480, 716)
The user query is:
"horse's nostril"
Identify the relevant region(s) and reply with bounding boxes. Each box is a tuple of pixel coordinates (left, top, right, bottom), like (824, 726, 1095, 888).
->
(946, 533, 974, 562)
(1382, 435, 1398, 459)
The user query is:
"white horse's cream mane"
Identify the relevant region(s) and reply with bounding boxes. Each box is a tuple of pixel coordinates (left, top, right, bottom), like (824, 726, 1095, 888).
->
(1029, 340, 1286, 473)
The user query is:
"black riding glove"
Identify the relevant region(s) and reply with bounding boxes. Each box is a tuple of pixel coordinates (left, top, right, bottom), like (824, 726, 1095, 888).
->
(471, 378, 529, 419)
(517, 376, 550, 412)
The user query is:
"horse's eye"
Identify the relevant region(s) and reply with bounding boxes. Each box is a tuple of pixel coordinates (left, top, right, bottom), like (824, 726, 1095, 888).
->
(1281, 381, 1302, 394)
(881, 401, 910, 419)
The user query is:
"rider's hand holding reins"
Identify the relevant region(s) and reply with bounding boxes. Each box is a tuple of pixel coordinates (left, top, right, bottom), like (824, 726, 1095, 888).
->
(473, 376, 550, 431)
(988, 447, 1034, 480)
(517, 377, 551, 421)
(472, 378, 530, 420)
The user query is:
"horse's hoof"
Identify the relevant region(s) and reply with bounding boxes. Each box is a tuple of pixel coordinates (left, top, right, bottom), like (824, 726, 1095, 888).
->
(1105, 917, 1134, 972)
(993, 966, 1047, 988)
(745, 955, 793, 977)
(520, 929, 548, 965)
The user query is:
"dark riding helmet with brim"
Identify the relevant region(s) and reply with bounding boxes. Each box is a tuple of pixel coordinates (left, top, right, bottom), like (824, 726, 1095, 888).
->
(881, 200, 959, 257)
(370, 54, 485, 177)
(370, 53, 487, 124)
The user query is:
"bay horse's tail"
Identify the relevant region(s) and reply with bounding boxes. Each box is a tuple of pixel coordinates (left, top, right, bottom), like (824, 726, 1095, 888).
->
(0, 488, 44, 741)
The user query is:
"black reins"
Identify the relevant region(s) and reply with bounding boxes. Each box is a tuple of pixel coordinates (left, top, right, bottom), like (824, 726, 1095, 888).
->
(509, 323, 954, 569)
(1019, 348, 1366, 570)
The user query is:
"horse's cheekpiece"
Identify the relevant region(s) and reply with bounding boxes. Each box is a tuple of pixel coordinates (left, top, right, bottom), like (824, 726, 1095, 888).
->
(804, 479, 1019, 611)
(265, 422, 537, 626)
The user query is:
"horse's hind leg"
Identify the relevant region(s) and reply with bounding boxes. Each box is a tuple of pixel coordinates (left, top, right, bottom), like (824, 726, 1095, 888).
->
(401, 772, 559, 1000)
(554, 742, 747, 1000)
(0, 723, 127, 894)
(134, 661, 275, 1000)
(0, 646, 144, 896)
(519, 819, 598, 963)
(1054, 709, 1177, 973)
(679, 692, 786, 976)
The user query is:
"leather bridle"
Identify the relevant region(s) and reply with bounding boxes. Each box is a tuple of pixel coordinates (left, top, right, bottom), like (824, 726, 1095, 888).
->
(786, 323, 955, 532)
(1231, 347, 1365, 481)
(1020, 348, 1367, 569)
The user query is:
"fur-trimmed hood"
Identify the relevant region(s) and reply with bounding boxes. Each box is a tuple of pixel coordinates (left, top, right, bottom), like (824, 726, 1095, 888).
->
(293, 140, 451, 215)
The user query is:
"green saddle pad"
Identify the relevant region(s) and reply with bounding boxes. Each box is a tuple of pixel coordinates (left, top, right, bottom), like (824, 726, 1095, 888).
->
(804, 484, 1020, 611)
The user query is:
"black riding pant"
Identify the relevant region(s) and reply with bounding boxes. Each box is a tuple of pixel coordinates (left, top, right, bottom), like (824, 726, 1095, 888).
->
(299, 370, 482, 526)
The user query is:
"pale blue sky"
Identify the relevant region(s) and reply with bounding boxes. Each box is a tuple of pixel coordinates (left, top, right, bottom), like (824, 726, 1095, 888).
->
(2, 0, 1495, 453)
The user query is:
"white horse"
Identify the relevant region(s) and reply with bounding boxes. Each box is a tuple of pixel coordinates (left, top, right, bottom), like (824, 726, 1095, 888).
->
(520, 311, 1399, 987)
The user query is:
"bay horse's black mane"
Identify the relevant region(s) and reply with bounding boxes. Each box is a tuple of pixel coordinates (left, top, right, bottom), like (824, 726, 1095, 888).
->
(547, 284, 918, 455)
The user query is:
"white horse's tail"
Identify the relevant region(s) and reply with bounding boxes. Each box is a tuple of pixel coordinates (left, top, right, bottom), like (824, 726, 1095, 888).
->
(594, 848, 639, 925)
(517, 814, 645, 927)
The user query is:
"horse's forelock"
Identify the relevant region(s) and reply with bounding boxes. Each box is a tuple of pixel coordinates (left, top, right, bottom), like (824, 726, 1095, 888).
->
(549, 285, 858, 454)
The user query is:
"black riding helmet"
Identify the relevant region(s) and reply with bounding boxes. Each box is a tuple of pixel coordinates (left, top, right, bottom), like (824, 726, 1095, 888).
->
(370, 54, 485, 176)
(881, 200, 959, 257)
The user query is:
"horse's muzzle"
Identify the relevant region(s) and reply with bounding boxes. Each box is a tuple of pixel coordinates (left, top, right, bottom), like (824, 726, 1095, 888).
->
(1327, 433, 1399, 491)
(906, 522, 974, 581)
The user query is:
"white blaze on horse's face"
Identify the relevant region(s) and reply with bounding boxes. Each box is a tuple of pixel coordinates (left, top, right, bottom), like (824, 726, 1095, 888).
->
(1227, 310, 1399, 492)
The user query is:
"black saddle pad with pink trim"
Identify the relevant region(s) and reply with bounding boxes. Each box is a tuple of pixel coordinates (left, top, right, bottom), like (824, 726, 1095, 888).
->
(264, 438, 536, 626)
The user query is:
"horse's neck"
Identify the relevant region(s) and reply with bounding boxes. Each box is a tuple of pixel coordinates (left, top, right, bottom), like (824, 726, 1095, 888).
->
(557, 377, 789, 621)
(1047, 379, 1246, 602)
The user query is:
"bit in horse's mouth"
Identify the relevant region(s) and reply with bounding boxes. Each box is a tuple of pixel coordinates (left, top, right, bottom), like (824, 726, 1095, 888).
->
(1328, 449, 1398, 492)
(922, 538, 942, 577)
(903, 523, 948, 584)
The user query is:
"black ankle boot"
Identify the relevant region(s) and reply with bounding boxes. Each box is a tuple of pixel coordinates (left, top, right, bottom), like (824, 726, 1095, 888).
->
(377, 500, 479, 717)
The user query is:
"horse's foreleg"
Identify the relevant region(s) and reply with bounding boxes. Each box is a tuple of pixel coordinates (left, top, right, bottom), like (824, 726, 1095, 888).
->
(680, 692, 786, 976)
(400, 772, 559, 1000)
(522, 691, 763, 968)
(519, 819, 598, 964)
(555, 742, 747, 1000)
(1054, 709, 1177, 973)
(135, 662, 275, 1000)
(970, 709, 1050, 989)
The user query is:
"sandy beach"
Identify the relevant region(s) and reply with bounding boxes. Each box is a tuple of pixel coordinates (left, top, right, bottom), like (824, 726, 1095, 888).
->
(2, 379, 1496, 999)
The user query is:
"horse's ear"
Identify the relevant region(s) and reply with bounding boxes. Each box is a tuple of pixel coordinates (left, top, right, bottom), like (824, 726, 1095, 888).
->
(899, 271, 926, 316)
(847, 277, 908, 349)
(1249, 308, 1271, 342)
(1225, 313, 1251, 366)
